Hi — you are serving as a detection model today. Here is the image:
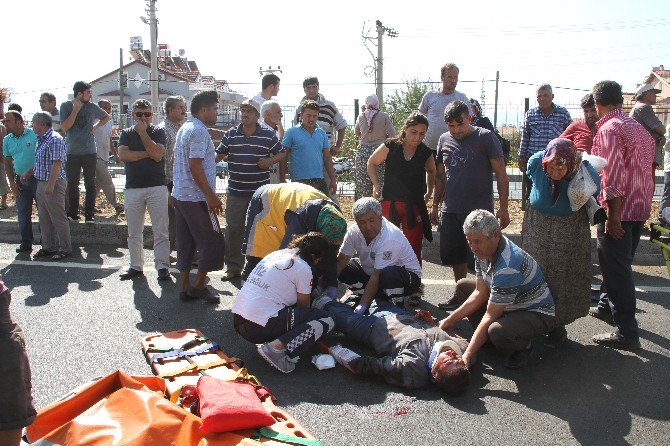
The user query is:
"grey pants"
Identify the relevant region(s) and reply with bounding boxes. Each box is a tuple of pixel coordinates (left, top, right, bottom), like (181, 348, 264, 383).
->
(124, 185, 170, 271)
(224, 194, 252, 272)
(35, 179, 71, 253)
(454, 278, 556, 351)
(95, 158, 117, 207)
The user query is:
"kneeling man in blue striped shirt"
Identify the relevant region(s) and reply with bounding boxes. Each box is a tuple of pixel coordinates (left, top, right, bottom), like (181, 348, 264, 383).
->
(439, 209, 557, 369)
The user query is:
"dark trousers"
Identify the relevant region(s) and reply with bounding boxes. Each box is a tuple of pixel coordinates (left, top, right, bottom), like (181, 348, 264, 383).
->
(173, 198, 225, 273)
(16, 175, 37, 247)
(452, 279, 556, 351)
(338, 259, 420, 305)
(234, 307, 334, 358)
(596, 221, 643, 340)
(295, 178, 329, 196)
(66, 153, 97, 219)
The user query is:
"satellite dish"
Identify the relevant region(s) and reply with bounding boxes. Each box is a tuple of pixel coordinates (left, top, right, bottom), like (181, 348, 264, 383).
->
(178, 49, 186, 57)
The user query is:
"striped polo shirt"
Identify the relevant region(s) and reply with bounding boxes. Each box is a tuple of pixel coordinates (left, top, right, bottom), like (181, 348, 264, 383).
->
(519, 104, 572, 159)
(476, 236, 555, 316)
(216, 123, 281, 197)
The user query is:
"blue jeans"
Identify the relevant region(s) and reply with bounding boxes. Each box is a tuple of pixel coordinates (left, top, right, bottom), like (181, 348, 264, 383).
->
(323, 300, 403, 346)
(596, 221, 643, 339)
(16, 175, 37, 247)
(660, 172, 670, 220)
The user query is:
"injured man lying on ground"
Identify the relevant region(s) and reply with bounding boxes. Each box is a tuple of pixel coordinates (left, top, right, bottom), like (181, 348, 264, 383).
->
(313, 296, 471, 396)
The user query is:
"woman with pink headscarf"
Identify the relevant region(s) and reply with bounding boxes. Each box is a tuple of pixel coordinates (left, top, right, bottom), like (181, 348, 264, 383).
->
(354, 94, 396, 200)
(522, 138, 601, 348)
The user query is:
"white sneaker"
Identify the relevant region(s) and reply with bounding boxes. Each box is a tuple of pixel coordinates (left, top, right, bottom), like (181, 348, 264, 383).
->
(328, 344, 361, 373)
(257, 343, 295, 373)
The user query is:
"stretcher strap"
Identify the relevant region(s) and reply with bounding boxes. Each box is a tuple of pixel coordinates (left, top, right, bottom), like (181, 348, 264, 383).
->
(198, 357, 240, 371)
(157, 363, 198, 378)
(145, 336, 210, 353)
(252, 427, 324, 446)
(150, 342, 219, 363)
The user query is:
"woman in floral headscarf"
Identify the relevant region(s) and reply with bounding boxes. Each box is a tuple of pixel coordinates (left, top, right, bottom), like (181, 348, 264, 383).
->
(354, 94, 396, 200)
(522, 138, 601, 347)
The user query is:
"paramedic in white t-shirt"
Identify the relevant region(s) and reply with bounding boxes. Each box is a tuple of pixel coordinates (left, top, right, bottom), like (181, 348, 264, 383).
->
(232, 232, 335, 373)
(337, 197, 422, 314)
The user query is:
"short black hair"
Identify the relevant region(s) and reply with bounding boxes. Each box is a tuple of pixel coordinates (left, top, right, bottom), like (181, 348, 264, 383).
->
(133, 99, 152, 110)
(434, 363, 470, 397)
(190, 90, 219, 115)
(41, 92, 56, 103)
(5, 110, 23, 123)
(262, 73, 280, 90)
(444, 100, 471, 123)
(303, 76, 319, 88)
(7, 103, 22, 113)
(580, 93, 595, 109)
(73, 81, 92, 96)
(592, 81, 623, 107)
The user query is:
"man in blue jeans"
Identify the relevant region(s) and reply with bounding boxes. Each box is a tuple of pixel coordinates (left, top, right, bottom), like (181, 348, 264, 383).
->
(60, 81, 110, 222)
(2, 111, 37, 253)
(313, 296, 470, 396)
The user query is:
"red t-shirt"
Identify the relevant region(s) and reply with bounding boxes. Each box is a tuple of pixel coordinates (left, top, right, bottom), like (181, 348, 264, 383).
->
(560, 119, 595, 154)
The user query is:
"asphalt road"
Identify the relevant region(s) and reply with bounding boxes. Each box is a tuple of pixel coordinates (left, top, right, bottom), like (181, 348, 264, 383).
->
(5, 234, 670, 446)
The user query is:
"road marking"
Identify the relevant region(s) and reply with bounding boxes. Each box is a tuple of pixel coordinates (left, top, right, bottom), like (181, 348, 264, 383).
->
(1, 259, 669, 292)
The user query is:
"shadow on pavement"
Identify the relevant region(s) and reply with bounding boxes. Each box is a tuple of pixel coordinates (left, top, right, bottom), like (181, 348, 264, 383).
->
(470, 341, 670, 445)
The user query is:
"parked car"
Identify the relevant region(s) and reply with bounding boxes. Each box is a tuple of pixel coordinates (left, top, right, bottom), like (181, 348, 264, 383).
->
(332, 157, 353, 174)
(216, 161, 228, 179)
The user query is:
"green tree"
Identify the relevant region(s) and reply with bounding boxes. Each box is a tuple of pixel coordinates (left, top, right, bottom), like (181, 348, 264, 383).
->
(383, 79, 431, 131)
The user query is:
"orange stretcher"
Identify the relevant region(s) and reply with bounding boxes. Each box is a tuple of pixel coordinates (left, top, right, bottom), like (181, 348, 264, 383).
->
(141, 328, 319, 445)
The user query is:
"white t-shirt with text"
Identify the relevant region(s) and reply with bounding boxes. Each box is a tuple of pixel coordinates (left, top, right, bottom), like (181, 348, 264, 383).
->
(232, 248, 313, 326)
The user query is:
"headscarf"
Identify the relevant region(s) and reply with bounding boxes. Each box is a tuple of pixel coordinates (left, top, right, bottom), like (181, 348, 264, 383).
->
(541, 138, 582, 206)
(316, 204, 347, 242)
(363, 94, 380, 132)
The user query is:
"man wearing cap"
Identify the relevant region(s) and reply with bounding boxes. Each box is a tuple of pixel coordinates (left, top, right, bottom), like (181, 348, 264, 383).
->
(630, 84, 666, 185)
(216, 99, 284, 281)
(241, 182, 347, 297)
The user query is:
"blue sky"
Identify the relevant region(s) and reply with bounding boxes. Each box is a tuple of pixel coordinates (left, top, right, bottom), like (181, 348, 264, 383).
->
(5, 0, 669, 125)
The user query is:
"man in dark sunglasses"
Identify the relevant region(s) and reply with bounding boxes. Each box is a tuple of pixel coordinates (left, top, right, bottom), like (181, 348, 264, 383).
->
(117, 99, 170, 282)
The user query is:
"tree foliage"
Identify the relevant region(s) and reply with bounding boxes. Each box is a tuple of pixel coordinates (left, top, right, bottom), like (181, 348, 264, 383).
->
(382, 79, 431, 132)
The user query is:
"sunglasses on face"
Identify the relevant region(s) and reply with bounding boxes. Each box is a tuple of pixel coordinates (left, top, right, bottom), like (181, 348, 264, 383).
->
(134, 112, 153, 118)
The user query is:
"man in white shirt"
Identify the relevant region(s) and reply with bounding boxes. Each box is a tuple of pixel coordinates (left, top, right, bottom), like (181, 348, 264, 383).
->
(260, 99, 285, 183)
(337, 197, 422, 314)
(92, 100, 122, 214)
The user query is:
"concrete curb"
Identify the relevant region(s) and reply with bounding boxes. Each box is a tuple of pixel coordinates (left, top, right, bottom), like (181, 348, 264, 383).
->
(0, 218, 154, 247)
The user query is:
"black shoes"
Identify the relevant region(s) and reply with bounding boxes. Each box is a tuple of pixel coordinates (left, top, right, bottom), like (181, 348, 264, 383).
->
(119, 268, 144, 280)
(157, 268, 171, 281)
(589, 307, 615, 326)
(185, 286, 220, 303)
(16, 244, 32, 253)
(592, 332, 641, 351)
(543, 326, 568, 349)
(504, 339, 543, 369)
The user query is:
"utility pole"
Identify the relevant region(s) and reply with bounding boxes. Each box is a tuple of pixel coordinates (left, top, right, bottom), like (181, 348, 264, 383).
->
(373, 20, 398, 107)
(119, 48, 125, 128)
(494, 71, 500, 128)
(147, 0, 159, 124)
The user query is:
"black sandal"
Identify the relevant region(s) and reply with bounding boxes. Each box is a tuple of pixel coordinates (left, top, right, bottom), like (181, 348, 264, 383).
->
(52, 252, 69, 260)
(34, 248, 56, 258)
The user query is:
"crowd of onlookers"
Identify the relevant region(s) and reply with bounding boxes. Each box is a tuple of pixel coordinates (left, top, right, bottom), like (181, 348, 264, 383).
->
(1, 64, 668, 443)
